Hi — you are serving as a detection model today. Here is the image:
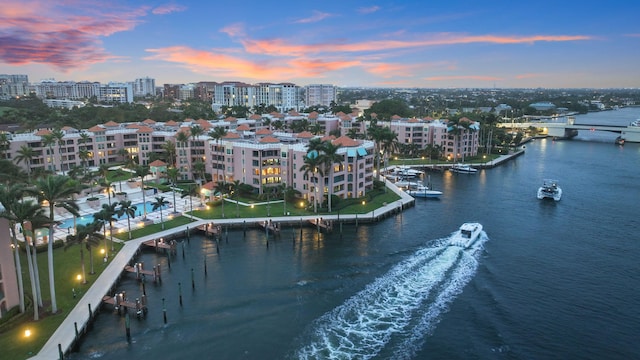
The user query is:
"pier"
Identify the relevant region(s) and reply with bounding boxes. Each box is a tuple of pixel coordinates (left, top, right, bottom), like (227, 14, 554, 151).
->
(101, 291, 147, 317)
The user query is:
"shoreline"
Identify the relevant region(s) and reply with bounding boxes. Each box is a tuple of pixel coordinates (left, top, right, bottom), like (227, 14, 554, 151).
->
(28, 151, 525, 360)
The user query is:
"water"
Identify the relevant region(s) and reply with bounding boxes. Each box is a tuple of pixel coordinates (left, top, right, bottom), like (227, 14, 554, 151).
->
(69, 108, 640, 359)
(58, 202, 168, 229)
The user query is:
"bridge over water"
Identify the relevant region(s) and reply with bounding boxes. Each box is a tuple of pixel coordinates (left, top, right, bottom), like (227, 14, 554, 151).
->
(498, 119, 640, 142)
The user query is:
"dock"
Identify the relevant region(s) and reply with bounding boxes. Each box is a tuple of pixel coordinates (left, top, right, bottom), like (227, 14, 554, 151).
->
(259, 220, 281, 234)
(123, 262, 162, 283)
(197, 223, 222, 236)
(309, 217, 334, 232)
(142, 238, 178, 255)
(101, 291, 147, 317)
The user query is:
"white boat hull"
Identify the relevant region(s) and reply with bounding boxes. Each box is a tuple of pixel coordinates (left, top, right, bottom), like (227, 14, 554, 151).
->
(449, 222, 483, 248)
(406, 189, 443, 198)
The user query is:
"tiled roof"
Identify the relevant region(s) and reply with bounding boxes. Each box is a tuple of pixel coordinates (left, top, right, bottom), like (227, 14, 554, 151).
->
(149, 160, 166, 167)
(332, 135, 360, 147)
(296, 131, 314, 138)
(236, 124, 250, 131)
(256, 128, 273, 135)
(259, 136, 280, 143)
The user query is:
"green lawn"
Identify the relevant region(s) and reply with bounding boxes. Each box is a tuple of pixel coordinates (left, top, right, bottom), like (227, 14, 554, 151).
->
(0, 241, 123, 360)
(114, 215, 194, 240)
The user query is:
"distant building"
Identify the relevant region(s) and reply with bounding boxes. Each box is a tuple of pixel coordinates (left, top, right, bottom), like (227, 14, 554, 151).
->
(0, 74, 29, 99)
(43, 99, 86, 109)
(529, 102, 556, 111)
(304, 84, 337, 108)
(133, 77, 156, 97)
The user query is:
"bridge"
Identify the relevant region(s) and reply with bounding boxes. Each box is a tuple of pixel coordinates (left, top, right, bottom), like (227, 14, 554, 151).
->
(497, 119, 640, 142)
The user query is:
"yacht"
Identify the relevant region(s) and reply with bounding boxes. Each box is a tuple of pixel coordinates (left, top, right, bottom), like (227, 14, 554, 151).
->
(449, 223, 483, 248)
(537, 179, 562, 201)
(450, 163, 478, 174)
(388, 166, 424, 178)
(405, 185, 442, 198)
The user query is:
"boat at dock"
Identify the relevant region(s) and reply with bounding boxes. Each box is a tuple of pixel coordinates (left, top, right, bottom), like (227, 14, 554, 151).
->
(449, 222, 483, 248)
(450, 163, 478, 174)
(537, 179, 562, 201)
(405, 185, 443, 198)
(387, 165, 424, 178)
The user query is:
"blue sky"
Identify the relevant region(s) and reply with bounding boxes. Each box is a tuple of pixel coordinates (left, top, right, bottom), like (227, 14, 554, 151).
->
(2, 0, 639, 88)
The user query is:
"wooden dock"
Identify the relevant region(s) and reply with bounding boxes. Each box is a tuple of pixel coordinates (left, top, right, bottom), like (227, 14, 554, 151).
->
(124, 262, 162, 283)
(259, 220, 281, 234)
(142, 238, 177, 255)
(102, 291, 147, 317)
(309, 218, 334, 232)
(197, 223, 222, 236)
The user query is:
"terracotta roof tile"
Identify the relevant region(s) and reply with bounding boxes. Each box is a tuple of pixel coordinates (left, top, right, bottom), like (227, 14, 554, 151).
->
(249, 114, 262, 120)
(143, 118, 156, 124)
(88, 125, 105, 132)
(35, 129, 51, 136)
(259, 136, 280, 143)
(223, 132, 240, 139)
(236, 124, 250, 131)
(332, 135, 360, 147)
(256, 128, 273, 135)
(136, 126, 154, 133)
(149, 160, 166, 167)
(104, 121, 119, 127)
(296, 131, 314, 138)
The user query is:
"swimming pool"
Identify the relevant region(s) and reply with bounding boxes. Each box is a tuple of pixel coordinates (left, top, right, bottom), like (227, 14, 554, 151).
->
(57, 201, 169, 229)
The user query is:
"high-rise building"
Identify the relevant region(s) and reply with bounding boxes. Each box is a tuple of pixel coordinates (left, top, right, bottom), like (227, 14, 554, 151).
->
(133, 77, 156, 97)
(304, 84, 337, 108)
(0, 74, 29, 99)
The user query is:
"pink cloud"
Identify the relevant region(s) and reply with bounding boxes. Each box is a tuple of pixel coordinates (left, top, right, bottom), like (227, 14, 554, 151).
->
(515, 73, 543, 79)
(144, 46, 358, 80)
(152, 4, 187, 15)
(238, 33, 592, 57)
(0, 0, 146, 70)
(294, 10, 334, 24)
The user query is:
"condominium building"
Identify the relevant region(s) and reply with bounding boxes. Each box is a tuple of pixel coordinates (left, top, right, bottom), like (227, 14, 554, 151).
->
(133, 77, 156, 97)
(304, 84, 337, 108)
(0, 208, 19, 318)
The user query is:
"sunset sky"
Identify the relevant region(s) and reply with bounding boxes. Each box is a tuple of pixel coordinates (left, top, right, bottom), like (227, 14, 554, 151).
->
(2, 0, 639, 88)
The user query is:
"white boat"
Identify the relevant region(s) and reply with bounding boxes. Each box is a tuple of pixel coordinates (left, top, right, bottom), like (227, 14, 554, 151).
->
(405, 185, 443, 198)
(388, 166, 424, 178)
(449, 223, 483, 248)
(450, 163, 478, 174)
(537, 179, 562, 201)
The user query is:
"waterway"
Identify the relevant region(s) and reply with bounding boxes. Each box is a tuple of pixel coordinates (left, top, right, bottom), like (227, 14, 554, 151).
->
(69, 108, 640, 360)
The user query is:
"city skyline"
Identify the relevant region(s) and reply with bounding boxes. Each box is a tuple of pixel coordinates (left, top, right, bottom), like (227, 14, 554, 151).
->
(2, 0, 639, 89)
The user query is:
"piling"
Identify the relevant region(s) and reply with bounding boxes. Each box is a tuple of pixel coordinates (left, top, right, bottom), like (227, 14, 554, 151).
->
(162, 297, 167, 324)
(178, 282, 183, 306)
(74, 322, 79, 349)
(58, 343, 64, 360)
(204, 258, 208, 276)
(191, 268, 195, 290)
(182, 242, 185, 259)
(125, 313, 131, 341)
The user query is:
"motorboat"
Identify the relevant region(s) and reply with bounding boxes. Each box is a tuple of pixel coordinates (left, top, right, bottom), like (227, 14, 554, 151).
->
(388, 166, 424, 178)
(449, 222, 483, 248)
(450, 163, 478, 174)
(405, 184, 443, 198)
(537, 179, 562, 201)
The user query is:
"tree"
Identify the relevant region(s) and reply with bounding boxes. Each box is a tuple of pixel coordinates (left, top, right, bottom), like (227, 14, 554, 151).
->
(162, 140, 177, 167)
(25, 175, 80, 314)
(215, 181, 229, 218)
(65, 221, 104, 283)
(230, 180, 241, 217)
(0, 184, 29, 314)
(152, 196, 170, 230)
(116, 200, 137, 240)
(300, 151, 324, 213)
(0, 133, 10, 159)
(52, 128, 65, 174)
(134, 165, 150, 219)
(99, 202, 119, 252)
(14, 144, 35, 181)
(167, 167, 180, 214)
(192, 160, 206, 183)
(319, 141, 343, 212)
(208, 127, 227, 182)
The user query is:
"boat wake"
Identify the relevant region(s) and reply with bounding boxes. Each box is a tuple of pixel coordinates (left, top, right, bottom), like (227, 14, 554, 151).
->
(292, 232, 488, 360)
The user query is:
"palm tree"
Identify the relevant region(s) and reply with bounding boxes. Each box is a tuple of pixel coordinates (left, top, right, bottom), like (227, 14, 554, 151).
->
(152, 196, 170, 230)
(116, 200, 137, 240)
(12, 201, 50, 320)
(162, 140, 177, 167)
(167, 167, 180, 214)
(320, 141, 343, 212)
(215, 181, 229, 218)
(24, 175, 80, 314)
(65, 221, 104, 284)
(192, 160, 206, 184)
(0, 133, 10, 159)
(181, 183, 197, 217)
(52, 128, 65, 174)
(230, 180, 241, 217)
(78, 132, 91, 150)
(99, 202, 119, 252)
(300, 152, 323, 213)
(14, 144, 35, 181)
(134, 165, 150, 219)
(41, 133, 56, 173)
(208, 127, 227, 182)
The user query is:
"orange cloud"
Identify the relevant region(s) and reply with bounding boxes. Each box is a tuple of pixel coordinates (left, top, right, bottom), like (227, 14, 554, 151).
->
(144, 47, 357, 80)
